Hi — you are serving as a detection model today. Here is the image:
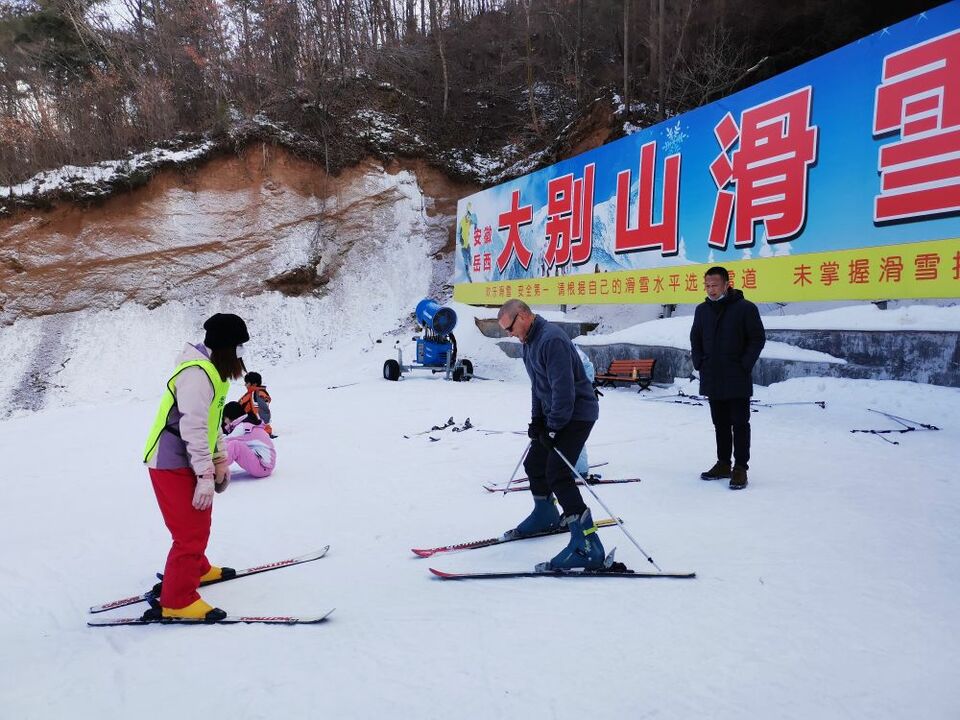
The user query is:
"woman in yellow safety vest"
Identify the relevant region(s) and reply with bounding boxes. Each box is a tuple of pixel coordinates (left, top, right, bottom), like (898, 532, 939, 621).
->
(141, 313, 249, 622)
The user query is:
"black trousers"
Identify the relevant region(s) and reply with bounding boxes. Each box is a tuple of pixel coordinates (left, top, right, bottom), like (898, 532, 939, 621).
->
(708, 398, 751, 469)
(523, 420, 594, 517)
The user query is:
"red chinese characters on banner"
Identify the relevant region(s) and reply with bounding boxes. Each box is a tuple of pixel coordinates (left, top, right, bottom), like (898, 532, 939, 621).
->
(848, 258, 870, 284)
(914, 252, 940, 280)
(709, 87, 818, 248)
(496, 190, 534, 272)
(544, 164, 596, 269)
(615, 141, 681, 256)
(880, 255, 904, 282)
(793, 264, 813, 286)
(873, 29, 960, 222)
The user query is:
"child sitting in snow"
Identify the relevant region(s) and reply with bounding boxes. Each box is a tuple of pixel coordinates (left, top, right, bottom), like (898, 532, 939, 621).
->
(221, 401, 277, 478)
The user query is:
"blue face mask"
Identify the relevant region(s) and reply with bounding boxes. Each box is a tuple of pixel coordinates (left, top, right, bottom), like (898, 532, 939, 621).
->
(235, 344, 245, 358)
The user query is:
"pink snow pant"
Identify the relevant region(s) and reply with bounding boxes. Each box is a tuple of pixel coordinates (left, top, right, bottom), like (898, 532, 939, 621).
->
(149, 467, 212, 609)
(226, 439, 275, 478)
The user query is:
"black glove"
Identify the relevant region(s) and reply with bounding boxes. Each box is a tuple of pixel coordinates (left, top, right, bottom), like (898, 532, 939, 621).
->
(538, 427, 558, 450)
(528, 417, 545, 440)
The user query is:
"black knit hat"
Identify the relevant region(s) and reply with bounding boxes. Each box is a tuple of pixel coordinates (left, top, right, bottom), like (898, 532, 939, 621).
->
(203, 313, 249, 349)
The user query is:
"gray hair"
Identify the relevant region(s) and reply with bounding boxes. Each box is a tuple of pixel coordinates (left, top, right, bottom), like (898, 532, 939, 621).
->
(497, 298, 531, 321)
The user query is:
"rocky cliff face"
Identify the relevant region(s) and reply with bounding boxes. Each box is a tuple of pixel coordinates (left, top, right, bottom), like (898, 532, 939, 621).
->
(0, 145, 482, 412)
(0, 144, 476, 326)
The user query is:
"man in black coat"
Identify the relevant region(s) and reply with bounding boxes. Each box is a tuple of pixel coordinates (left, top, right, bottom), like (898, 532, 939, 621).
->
(690, 266, 766, 489)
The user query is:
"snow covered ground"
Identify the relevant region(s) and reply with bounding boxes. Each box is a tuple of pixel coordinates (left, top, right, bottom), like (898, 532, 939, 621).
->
(1, 292, 959, 719)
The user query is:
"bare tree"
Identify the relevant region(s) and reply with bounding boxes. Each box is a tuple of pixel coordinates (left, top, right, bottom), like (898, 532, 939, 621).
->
(623, 0, 629, 117)
(428, 0, 448, 117)
(521, 0, 540, 135)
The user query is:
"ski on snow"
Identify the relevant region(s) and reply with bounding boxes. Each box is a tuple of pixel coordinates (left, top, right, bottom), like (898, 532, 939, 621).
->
(484, 476, 641, 493)
(482, 462, 609, 491)
(89, 546, 331, 613)
(411, 518, 621, 558)
(429, 568, 695, 580)
(517, 461, 607, 482)
(88, 609, 335, 627)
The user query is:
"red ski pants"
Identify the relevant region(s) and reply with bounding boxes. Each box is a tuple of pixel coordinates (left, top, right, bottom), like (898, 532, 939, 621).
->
(149, 467, 213, 609)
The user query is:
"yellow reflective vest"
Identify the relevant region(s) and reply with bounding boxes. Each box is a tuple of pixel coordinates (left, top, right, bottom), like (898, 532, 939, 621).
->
(143, 359, 229, 463)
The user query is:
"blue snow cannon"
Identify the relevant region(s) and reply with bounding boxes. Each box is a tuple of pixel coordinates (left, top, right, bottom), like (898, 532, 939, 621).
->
(416, 298, 457, 335)
(383, 298, 474, 382)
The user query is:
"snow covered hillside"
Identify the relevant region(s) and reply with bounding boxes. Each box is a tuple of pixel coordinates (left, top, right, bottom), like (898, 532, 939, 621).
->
(0, 287, 958, 718)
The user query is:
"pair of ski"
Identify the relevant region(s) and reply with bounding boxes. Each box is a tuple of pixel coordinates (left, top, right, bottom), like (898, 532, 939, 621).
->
(88, 547, 335, 626)
(413, 521, 695, 580)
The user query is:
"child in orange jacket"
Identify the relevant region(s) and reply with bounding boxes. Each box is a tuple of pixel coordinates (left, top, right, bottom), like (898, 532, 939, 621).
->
(238, 371, 273, 435)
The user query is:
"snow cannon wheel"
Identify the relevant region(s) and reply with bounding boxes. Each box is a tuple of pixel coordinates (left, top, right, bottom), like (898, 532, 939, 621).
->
(452, 360, 473, 382)
(383, 359, 401, 381)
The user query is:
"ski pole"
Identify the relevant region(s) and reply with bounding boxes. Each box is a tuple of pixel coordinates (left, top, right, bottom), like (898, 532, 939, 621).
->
(502, 442, 532, 496)
(868, 408, 940, 431)
(752, 401, 826, 409)
(551, 446, 663, 572)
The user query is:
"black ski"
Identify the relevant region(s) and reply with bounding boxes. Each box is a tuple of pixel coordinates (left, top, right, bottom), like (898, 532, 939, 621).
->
(403, 417, 455, 438)
(411, 517, 620, 557)
(89, 546, 330, 613)
(88, 609, 335, 626)
(429, 567, 695, 580)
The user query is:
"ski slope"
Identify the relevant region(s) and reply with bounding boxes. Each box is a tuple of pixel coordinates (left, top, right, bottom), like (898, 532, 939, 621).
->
(1, 300, 958, 719)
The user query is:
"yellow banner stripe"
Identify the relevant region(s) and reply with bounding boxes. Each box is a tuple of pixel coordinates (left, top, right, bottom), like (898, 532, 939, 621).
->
(454, 238, 960, 305)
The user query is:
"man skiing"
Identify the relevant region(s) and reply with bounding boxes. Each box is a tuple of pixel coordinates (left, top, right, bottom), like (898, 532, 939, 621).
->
(497, 299, 605, 570)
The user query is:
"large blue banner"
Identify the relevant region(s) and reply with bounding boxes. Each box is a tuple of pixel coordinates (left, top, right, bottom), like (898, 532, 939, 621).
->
(454, 2, 960, 305)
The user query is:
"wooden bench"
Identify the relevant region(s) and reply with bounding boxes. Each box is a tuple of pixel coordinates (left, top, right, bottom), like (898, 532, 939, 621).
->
(594, 359, 656, 392)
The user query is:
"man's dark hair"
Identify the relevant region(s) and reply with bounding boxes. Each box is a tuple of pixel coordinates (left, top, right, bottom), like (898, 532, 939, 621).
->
(704, 266, 730, 283)
(244, 371, 262, 385)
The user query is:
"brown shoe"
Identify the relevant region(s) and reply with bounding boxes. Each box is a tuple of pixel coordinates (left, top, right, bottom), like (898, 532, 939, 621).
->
(700, 461, 732, 481)
(729, 466, 748, 490)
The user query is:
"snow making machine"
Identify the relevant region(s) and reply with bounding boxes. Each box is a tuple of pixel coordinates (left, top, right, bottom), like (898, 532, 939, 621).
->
(383, 299, 474, 382)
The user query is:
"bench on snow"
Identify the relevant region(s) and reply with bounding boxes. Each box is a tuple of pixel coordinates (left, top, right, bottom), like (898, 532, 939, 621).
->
(594, 359, 656, 392)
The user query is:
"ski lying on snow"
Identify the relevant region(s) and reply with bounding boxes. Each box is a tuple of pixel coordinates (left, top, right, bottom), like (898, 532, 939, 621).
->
(89, 546, 331, 613)
(429, 568, 695, 580)
(411, 518, 620, 558)
(88, 609, 335, 627)
(484, 476, 641, 493)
